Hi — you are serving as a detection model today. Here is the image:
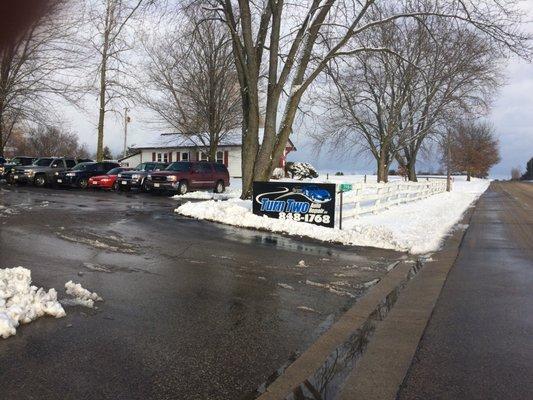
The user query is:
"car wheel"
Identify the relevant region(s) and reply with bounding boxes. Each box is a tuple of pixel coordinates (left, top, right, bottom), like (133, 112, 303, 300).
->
(113, 181, 119, 191)
(214, 180, 225, 193)
(141, 179, 151, 192)
(177, 180, 188, 195)
(78, 178, 88, 189)
(34, 174, 47, 187)
(6, 174, 14, 184)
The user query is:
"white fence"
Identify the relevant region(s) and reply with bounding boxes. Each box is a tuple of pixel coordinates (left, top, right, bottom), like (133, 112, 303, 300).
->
(337, 179, 448, 219)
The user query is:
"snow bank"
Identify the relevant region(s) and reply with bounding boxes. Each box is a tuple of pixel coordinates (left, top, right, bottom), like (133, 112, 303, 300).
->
(64, 281, 103, 308)
(175, 177, 489, 254)
(172, 185, 241, 201)
(0, 267, 65, 339)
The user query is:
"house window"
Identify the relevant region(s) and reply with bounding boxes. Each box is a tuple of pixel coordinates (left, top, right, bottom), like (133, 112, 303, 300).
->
(181, 152, 189, 161)
(156, 153, 168, 163)
(216, 151, 224, 164)
(200, 152, 208, 161)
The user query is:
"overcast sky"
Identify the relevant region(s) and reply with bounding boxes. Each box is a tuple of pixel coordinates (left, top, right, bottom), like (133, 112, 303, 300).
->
(66, 5, 533, 180)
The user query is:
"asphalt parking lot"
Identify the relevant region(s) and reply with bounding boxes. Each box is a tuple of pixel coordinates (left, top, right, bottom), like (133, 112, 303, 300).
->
(0, 183, 406, 399)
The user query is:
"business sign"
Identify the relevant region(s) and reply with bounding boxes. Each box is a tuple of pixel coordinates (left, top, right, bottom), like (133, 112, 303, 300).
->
(252, 181, 336, 228)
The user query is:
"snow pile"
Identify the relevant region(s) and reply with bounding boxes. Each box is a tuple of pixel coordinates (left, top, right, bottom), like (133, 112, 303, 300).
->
(64, 281, 103, 308)
(271, 167, 285, 179)
(175, 177, 489, 254)
(0, 267, 65, 339)
(286, 162, 319, 180)
(172, 185, 241, 201)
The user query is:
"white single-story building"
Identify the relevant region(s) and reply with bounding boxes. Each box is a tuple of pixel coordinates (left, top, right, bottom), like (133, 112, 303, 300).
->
(119, 131, 296, 177)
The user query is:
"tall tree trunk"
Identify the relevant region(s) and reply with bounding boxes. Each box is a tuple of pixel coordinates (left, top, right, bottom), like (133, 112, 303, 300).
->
(96, 64, 106, 162)
(0, 107, 4, 157)
(467, 170, 471, 181)
(96, 1, 112, 162)
(240, 99, 260, 199)
(407, 161, 417, 182)
(208, 137, 217, 162)
(377, 149, 389, 183)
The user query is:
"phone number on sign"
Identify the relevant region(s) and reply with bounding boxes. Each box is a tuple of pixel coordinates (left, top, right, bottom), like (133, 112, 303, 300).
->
(278, 212, 331, 225)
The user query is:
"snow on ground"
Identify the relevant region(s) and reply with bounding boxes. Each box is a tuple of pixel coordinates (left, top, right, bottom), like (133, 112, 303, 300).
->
(63, 281, 103, 308)
(0, 267, 65, 339)
(175, 176, 489, 254)
(0, 268, 105, 339)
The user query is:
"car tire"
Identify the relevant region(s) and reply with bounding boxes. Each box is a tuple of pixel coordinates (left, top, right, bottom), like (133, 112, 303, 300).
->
(78, 178, 88, 189)
(6, 174, 14, 184)
(177, 180, 188, 195)
(214, 180, 225, 193)
(34, 174, 47, 187)
(141, 179, 151, 192)
(113, 181, 119, 191)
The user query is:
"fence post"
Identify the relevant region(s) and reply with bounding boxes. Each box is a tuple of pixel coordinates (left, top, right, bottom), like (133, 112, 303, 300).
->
(364, 174, 367, 183)
(339, 190, 343, 230)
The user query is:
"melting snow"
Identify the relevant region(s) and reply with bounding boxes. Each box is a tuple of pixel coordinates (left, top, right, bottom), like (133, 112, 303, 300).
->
(0, 267, 65, 339)
(64, 281, 103, 309)
(277, 283, 295, 290)
(175, 176, 489, 254)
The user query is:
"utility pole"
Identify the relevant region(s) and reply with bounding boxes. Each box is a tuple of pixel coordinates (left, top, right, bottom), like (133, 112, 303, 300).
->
(446, 131, 452, 192)
(123, 107, 130, 158)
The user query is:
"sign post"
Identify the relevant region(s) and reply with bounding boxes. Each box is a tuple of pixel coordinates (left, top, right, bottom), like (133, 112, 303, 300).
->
(252, 182, 336, 228)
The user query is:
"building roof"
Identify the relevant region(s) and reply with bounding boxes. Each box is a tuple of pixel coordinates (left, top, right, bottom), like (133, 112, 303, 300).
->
(128, 129, 296, 151)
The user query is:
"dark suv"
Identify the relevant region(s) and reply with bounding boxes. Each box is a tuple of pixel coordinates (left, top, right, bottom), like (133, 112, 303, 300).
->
(116, 162, 168, 191)
(12, 157, 79, 187)
(0, 156, 35, 182)
(146, 161, 230, 194)
(55, 161, 120, 189)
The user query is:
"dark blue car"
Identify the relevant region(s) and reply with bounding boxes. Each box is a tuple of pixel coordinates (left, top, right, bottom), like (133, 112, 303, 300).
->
(301, 185, 332, 203)
(55, 161, 119, 189)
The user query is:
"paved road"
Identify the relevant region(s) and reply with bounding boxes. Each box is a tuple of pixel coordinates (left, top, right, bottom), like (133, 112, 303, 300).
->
(0, 184, 405, 400)
(399, 181, 533, 400)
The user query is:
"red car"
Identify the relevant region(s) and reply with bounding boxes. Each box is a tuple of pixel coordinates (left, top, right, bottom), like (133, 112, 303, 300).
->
(146, 161, 230, 194)
(88, 167, 132, 190)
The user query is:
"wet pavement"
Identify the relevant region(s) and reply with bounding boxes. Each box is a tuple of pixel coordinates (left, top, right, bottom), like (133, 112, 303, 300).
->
(0, 184, 406, 400)
(398, 182, 533, 400)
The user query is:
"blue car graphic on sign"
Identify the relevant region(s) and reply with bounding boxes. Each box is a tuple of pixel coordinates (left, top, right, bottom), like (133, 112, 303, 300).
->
(301, 185, 332, 203)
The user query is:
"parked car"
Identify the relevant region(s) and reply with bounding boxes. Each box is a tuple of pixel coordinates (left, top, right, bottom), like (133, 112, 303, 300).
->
(0, 156, 36, 182)
(116, 162, 168, 192)
(146, 161, 230, 195)
(88, 167, 133, 190)
(12, 157, 79, 187)
(55, 161, 120, 189)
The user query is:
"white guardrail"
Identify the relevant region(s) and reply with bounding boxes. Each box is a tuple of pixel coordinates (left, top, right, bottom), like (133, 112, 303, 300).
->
(337, 179, 448, 220)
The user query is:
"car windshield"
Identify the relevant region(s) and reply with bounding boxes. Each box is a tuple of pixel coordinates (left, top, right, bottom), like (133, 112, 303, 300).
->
(33, 158, 54, 167)
(166, 162, 191, 172)
(134, 163, 147, 171)
(107, 167, 123, 175)
(72, 163, 95, 171)
(11, 157, 24, 165)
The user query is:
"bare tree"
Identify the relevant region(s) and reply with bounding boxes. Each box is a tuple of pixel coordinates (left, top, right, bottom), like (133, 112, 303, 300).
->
(15, 124, 90, 158)
(139, 9, 241, 161)
(510, 167, 521, 181)
(0, 0, 82, 157)
(85, 0, 148, 161)
(450, 120, 500, 180)
(317, 10, 501, 183)
(194, 0, 529, 197)
(393, 16, 501, 182)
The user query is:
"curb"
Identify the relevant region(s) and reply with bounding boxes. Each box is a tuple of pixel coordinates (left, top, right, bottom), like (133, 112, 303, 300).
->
(256, 260, 423, 399)
(255, 207, 474, 400)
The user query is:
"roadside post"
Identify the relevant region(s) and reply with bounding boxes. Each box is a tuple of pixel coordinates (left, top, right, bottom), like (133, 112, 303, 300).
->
(338, 183, 353, 230)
